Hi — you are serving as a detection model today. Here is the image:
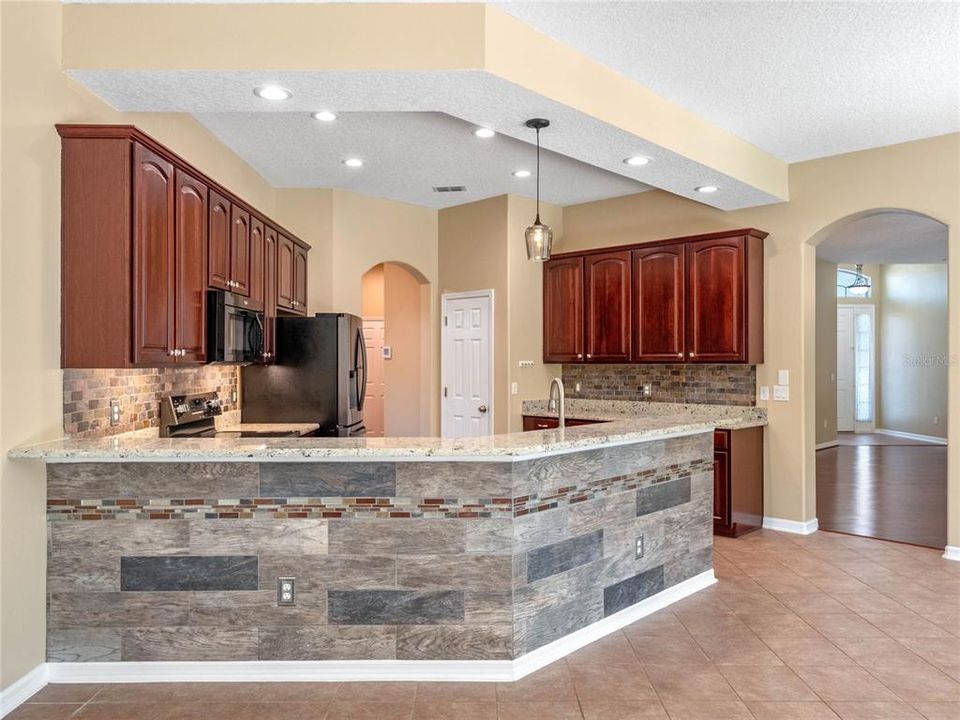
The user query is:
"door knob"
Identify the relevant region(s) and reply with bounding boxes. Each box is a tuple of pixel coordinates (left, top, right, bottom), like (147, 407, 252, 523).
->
(478, 405, 488, 414)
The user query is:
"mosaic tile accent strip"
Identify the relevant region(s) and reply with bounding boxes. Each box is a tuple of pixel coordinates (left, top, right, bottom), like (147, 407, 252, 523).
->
(563, 363, 756, 406)
(63, 366, 239, 438)
(46, 458, 709, 522)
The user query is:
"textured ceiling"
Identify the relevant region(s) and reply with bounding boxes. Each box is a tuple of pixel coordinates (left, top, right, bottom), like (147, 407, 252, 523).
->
(816, 211, 948, 264)
(70, 69, 778, 210)
(195, 111, 649, 208)
(498, 1, 960, 162)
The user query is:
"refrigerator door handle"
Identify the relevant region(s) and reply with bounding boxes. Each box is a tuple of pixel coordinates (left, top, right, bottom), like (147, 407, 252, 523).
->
(355, 326, 367, 412)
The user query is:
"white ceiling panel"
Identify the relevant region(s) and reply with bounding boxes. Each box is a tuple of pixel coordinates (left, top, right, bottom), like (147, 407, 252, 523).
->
(816, 211, 948, 264)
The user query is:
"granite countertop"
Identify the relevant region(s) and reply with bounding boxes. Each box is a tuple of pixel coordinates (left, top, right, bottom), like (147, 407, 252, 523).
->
(521, 398, 767, 431)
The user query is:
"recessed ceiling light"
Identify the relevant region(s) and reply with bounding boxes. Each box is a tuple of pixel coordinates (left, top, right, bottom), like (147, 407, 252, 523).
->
(254, 85, 292, 101)
(342, 158, 364, 168)
(312, 111, 337, 122)
(513, 169, 532, 178)
(623, 156, 652, 167)
(474, 128, 495, 139)
(695, 185, 719, 193)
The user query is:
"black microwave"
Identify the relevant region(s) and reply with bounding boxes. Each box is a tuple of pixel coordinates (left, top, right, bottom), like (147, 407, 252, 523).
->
(207, 290, 264, 364)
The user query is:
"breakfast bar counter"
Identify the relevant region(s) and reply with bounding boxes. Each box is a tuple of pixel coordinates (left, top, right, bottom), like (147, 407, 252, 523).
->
(9, 407, 761, 676)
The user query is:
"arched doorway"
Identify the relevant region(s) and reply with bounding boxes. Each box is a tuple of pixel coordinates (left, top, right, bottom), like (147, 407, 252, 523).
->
(360, 262, 432, 437)
(810, 209, 949, 547)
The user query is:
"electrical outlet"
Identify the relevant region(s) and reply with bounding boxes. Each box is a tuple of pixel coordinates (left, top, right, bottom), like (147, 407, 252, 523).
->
(635, 535, 645, 559)
(575, 383, 581, 393)
(642, 383, 652, 398)
(759, 386, 769, 401)
(109, 400, 121, 426)
(277, 577, 296, 606)
(934, 415, 940, 425)
(231, 389, 238, 404)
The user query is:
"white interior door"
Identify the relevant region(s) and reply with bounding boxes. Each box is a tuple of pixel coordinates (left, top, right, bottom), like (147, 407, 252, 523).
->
(837, 306, 855, 432)
(362, 319, 385, 437)
(442, 291, 493, 438)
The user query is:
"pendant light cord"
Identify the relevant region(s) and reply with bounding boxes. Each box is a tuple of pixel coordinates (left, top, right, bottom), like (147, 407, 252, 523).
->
(535, 127, 542, 224)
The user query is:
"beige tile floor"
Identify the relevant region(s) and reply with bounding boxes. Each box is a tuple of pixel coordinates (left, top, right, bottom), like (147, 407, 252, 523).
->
(12, 530, 960, 720)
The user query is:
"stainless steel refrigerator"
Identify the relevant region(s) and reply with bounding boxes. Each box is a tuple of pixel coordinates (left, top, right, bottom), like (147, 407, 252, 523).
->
(241, 313, 366, 436)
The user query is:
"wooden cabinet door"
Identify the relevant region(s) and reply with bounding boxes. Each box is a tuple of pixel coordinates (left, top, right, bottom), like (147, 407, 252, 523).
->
(543, 256, 584, 362)
(713, 449, 730, 527)
(686, 237, 745, 362)
(230, 205, 251, 296)
(207, 190, 231, 291)
(277, 234, 295, 310)
(263, 225, 278, 361)
(132, 143, 175, 366)
(293, 243, 308, 314)
(633, 244, 686, 362)
(249, 217, 265, 306)
(174, 169, 208, 364)
(584, 251, 631, 362)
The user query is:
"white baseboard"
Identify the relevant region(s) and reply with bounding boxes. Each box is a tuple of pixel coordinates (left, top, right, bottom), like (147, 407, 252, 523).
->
(763, 516, 820, 535)
(41, 570, 715, 686)
(875, 429, 947, 445)
(943, 546, 960, 562)
(815, 441, 838, 450)
(0, 664, 48, 718)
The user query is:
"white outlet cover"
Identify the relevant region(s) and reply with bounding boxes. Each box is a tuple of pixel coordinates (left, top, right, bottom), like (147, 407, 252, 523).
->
(511, 382, 518, 396)
(759, 386, 770, 401)
(773, 385, 790, 401)
(778, 369, 790, 386)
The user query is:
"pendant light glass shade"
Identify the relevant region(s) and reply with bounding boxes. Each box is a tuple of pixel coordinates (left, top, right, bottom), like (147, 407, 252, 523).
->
(525, 215, 553, 261)
(524, 118, 553, 261)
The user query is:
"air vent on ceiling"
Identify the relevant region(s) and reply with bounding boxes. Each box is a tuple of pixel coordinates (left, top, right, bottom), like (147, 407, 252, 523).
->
(432, 185, 467, 193)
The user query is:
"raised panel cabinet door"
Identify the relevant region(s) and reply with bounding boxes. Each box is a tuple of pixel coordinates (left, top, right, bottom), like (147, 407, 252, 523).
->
(249, 217, 265, 305)
(293, 244, 308, 314)
(132, 143, 175, 366)
(686, 237, 745, 362)
(230, 204, 251, 296)
(174, 169, 208, 364)
(277, 234, 295, 310)
(584, 251, 631, 362)
(633, 244, 685, 362)
(207, 189, 231, 291)
(543, 256, 584, 362)
(263, 225, 278, 361)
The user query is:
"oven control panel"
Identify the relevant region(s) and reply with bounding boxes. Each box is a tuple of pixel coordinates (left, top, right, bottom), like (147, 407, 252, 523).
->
(161, 391, 223, 426)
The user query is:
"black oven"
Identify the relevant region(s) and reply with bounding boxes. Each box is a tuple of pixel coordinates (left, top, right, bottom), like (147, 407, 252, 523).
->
(207, 290, 264, 364)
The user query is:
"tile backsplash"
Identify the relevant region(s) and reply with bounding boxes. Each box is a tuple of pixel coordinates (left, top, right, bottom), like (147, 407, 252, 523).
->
(563, 363, 756, 406)
(63, 367, 239, 438)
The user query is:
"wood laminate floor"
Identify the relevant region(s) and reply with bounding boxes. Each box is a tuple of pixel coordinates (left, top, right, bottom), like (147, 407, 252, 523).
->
(818, 438, 948, 548)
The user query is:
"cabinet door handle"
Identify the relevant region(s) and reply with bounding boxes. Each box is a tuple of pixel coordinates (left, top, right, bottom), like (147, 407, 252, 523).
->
(168, 349, 176, 357)
(689, 352, 695, 358)
(577, 353, 583, 359)
(677, 352, 683, 359)
(586, 353, 592, 359)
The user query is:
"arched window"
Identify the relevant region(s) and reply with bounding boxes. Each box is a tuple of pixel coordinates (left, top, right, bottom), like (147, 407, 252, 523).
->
(837, 267, 872, 298)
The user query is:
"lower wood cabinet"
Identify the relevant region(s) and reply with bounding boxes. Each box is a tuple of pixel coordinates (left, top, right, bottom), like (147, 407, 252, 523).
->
(713, 426, 764, 537)
(521, 415, 602, 431)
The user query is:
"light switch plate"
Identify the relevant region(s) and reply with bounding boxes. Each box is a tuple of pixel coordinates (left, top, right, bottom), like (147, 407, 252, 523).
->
(778, 369, 790, 386)
(759, 386, 770, 401)
(511, 382, 518, 396)
(518, 360, 534, 368)
(773, 385, 790, 401)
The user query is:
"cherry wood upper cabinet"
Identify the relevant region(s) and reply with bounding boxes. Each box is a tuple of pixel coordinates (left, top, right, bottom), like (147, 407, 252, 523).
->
(132, 143, 176, 366)
(230, 205, 251, 296)
(57, 124, 312, 368)
(542, 229, 765, 365)
(584, 251, 631, 362)
(633, 244, 685, 362)
(277, 234, 295, 311)
(543, 256, 585, 362)
(293, 243, 309, 314)
(687, 236, 763, 363)
(174, 170, 208, 364)
(249, 217, 265, 306)
(263, 225, 279, 362)
(207, 190, 231, 291)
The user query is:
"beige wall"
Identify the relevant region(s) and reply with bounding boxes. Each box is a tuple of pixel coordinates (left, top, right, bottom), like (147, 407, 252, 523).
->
(815, 259, 838, 446)
(383, 263, 429, 437)
(362, 264, 385, 318)
(438, 195, 562, 434)
(561, 133, 960, 544)
(274, 189, 334, 315)
(878, 264, 949, 439)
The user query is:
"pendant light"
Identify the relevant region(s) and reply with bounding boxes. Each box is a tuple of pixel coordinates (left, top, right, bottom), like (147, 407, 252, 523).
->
(524, 118, 553, 261)
(844, 263, 872, 296)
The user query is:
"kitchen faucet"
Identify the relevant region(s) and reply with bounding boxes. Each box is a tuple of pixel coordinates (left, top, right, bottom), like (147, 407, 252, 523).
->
(547, 377, 565, 429)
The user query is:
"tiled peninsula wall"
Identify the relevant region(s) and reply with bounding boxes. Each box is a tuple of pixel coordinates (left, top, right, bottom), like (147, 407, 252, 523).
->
(63, 367, 239, 438)
(45, 434, 713, 663)
(563, 363, 756, 406)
